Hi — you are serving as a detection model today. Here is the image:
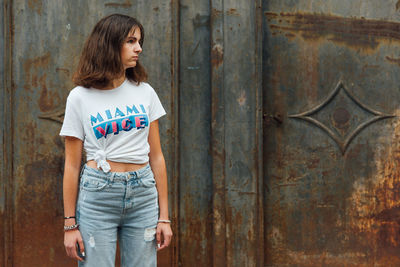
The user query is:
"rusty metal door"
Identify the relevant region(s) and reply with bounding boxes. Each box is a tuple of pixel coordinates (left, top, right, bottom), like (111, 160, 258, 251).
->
(264, 1, 400, 266)
(9, 0, 400, 266)
(2, 0, 265, 265)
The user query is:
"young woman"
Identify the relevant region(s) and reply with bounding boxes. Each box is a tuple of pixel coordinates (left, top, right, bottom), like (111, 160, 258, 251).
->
(60, 14, 172, 266)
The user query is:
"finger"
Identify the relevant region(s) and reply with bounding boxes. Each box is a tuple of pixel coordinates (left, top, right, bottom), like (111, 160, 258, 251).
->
(71, 245, 79, 261)
(74, 250, 84, 262)
(157, 243, 168, 251)
(64, 244, 70, 257)
(65, 243, 76, 258)
(78, 238, 85, 255)
(156, 228, 162, 245)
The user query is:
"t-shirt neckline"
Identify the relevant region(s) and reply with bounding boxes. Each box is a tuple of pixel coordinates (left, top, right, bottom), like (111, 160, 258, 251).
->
(91, 79, 129, 92)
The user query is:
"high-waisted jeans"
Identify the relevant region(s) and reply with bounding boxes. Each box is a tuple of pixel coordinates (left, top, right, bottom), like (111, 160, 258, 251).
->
(76, 164, 158, 267)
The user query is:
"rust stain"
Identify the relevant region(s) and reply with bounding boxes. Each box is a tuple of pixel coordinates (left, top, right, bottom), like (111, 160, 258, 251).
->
(104, 0, 132, 7)
(306, 157, 320, 169)
(14, 157, 66, 266)
(55, 68, 70, 75)
(23, 53, 50, 90)
(211, 8, 223, 19)
(179, 194, 213, 266)
(38, 74, 54, 111)
(237, 90, 246, 107)
(23, 53, 59, 112)
(227, 8, 239, 16)
(211, 44, 223, 68)
(265, 12, 400, 52)
(385, 56, 400, 66)
(346, 110, 400, 262)
(27, 0, 42, 15)
(265, 12, 278, 20)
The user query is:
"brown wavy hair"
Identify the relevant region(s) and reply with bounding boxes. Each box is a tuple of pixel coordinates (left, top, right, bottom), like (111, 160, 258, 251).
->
(73, 14, 148, 88)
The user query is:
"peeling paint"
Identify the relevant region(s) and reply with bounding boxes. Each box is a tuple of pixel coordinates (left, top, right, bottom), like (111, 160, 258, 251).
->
(63, 24, 71, 41)
(237, 91, 246, 107)
(211, 44, 223, 68)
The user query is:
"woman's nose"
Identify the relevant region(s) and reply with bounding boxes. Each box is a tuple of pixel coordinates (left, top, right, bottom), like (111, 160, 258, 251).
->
(135, 43, 142, 53)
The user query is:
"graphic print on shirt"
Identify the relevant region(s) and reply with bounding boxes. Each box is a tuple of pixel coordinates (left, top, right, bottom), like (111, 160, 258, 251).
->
(90, 104, 149, 139)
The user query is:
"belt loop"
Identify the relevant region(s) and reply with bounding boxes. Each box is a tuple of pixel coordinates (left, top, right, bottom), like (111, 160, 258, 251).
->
(109, 172, 114, 182)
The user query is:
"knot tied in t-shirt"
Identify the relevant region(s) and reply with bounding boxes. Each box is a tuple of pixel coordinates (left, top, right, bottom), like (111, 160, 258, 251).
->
(94, 150, 111, 173)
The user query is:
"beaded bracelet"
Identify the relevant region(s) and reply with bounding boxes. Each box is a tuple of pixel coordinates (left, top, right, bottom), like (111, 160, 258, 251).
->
(157, 219, 171, 224)
(64, 224, 79, 231)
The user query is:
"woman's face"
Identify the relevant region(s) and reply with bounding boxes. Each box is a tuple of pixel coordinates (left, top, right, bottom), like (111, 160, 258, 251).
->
(120, 27, 142, 70)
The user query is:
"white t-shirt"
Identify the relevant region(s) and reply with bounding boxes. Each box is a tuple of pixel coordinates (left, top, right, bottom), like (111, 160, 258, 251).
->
(60, 79, 166, 172)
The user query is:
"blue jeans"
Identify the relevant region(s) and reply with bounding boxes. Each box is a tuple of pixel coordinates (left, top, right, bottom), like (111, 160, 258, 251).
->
(76, 164, 158, 267)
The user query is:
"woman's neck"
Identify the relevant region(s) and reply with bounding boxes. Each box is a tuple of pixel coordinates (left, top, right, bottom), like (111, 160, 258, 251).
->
(103, 75, 126, 90)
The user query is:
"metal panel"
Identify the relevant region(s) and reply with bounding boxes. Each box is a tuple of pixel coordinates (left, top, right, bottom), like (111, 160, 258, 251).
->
(263, 0, 400, 265)
(210, 0, 264, 265)
(219, 0, 263, 266)
(179, 0, 213, 266)
(1, 1, 13, 266)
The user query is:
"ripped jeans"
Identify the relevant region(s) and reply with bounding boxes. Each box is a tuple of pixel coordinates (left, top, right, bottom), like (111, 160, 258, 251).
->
(76, 164, 158, 267)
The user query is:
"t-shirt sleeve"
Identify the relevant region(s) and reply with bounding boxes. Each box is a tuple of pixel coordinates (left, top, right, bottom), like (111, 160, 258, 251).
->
(59, 91, 84, 140)
(149, 86, 166, 122)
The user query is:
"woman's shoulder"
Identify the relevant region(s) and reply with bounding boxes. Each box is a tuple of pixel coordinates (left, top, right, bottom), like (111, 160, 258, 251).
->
(66, 86, 89, 102)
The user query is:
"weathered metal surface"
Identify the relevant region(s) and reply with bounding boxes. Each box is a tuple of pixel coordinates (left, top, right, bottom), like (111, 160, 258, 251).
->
(1, 2, 6, 265)
(7, 0, 395, 266)
(179, 0, 213, 266)
(264, 0, 400, 265)
(221, 1, 263, 266)
(210, 0, 227, 265)
(2, 1, 14, 266)
(12, 1, 75, 265)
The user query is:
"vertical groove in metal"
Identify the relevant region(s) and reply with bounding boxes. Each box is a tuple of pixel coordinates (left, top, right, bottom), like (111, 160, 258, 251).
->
(254, 0, 264, 266)
(210, 0, 226, 265)
(171, 0, 180, 265)
(2, 1, 13, 266)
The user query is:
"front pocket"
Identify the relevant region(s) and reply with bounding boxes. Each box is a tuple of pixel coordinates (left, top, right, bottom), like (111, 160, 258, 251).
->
(81, 175, 109, 192)
(140, 176, 156, 188)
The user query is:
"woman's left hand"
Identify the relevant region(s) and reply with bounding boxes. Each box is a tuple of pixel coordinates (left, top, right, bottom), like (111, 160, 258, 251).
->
(156, 222, 173, 251)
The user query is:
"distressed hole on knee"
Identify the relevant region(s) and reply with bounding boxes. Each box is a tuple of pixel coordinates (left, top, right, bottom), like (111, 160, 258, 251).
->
(89, 235, 96, 247)
(144, 228, 156, 242)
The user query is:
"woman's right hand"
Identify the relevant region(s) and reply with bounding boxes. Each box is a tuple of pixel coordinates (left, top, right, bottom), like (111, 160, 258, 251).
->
(64, 229, 85, 262)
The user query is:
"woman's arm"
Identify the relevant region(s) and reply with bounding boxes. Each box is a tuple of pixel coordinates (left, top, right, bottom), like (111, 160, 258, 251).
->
(148, 120, 173, 250)
(63, 136, 85, 261)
